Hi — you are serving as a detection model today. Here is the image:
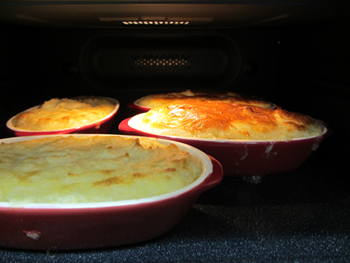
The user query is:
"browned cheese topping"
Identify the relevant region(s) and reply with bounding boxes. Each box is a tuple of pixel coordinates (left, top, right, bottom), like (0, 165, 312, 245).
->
(12, 97, 116, 131)
(134, 100, 324, 140)
(0, 136, 202, 205)
(135, 89, 276, 109)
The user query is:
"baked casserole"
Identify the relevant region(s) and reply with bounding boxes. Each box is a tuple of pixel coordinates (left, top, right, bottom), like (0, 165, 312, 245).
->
(134, 89, 276, 109)
(130, 100, 325, 141)
(0, 136, 202, 205)
(11, 96, 116, 131)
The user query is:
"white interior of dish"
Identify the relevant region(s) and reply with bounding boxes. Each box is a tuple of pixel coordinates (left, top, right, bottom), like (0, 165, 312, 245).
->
(133, 99, 143, 107)
(6, 98, 120, 132)
(128, 113, 328, 143)
(132, 99, 151, 110)
(0, 134, 213, 209)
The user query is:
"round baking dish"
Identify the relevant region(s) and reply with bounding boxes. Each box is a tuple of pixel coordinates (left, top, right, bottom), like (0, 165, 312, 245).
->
(119, 114, 330, 178)
(6, 98, 120, 136)
(0, 134, 223, 250)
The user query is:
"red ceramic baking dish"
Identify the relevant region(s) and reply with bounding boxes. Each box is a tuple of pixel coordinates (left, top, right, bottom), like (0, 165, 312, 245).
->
(6, 98, 120, 136)
(128, 101, 151, 113)
(0, 134, 223, 250)
(119, 114, 330, 179)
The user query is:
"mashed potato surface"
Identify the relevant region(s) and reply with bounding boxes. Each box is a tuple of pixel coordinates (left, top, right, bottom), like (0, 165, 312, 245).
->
(0, 136, 202, 205)
(12, 97, 116, 131)
(132, 100, 325, 141)
(135, 89, 276, 109)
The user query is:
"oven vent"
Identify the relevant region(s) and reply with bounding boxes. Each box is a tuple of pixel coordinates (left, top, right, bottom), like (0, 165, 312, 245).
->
(80, 35, 241, 90)
(122, 21, 189, 26)
(131, 55, 191, 69)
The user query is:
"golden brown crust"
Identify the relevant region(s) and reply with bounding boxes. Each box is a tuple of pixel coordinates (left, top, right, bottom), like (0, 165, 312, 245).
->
(0, 136, 202, 205)
(135, 100, 324, 140)
(12, 97, 116, 131)
(135, 89, 276, 109)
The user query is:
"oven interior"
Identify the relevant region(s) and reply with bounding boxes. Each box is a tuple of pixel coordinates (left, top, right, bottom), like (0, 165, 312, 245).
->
(0, 0, 349, 261)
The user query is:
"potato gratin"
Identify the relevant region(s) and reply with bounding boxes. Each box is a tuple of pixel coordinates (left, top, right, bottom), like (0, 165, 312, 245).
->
(0, 136, 202, 205)
(12, 96, 116, 131)
(131, 100, 325, 141)
(135, 89, 276, 109)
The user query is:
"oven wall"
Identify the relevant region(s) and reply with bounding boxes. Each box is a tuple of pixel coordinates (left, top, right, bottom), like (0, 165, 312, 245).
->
(276, 19, 350, 149)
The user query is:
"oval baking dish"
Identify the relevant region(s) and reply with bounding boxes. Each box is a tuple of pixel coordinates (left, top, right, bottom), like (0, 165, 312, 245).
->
(0, 134, 223, 250)
(6, 97, 120, 136)
(119, 115, 330, 178)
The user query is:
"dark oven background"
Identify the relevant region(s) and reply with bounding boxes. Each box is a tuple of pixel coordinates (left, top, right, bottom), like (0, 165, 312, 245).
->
(0, 12, 349, 262)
